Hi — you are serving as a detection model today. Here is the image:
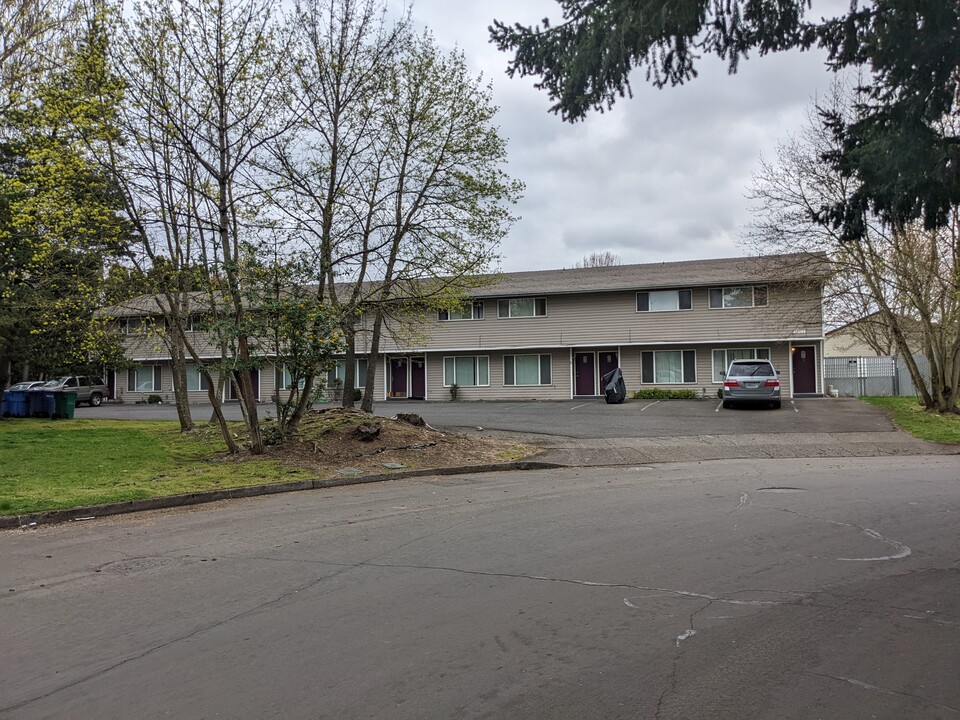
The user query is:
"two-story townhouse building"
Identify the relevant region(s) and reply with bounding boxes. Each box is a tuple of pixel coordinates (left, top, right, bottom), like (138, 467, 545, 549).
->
(106, 253, 826, 403)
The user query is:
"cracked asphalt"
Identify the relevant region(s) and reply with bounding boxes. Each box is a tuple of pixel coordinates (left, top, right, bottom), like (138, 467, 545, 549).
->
(2, 455, 959, 718)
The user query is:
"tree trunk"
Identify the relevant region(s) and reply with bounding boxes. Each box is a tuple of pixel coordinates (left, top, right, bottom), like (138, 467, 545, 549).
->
(342, 330, 356, 409)
(360, 312, 384, 413)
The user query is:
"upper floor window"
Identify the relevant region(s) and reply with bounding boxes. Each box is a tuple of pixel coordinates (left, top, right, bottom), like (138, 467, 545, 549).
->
(438, 301, 484, 321)
(636, 289, 692, 312)
(709, 286, 768, 309)
(498, 297, 547, 318)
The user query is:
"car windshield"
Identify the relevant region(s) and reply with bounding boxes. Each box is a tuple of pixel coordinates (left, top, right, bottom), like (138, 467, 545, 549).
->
(42, 378, 69, 388)
(730, 362, 774, 377)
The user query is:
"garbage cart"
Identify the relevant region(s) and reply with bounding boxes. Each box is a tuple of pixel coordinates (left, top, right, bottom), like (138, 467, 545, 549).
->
(602, 367, 626, 404)
(3, 390, 30, 417)
(28, 390, 55, 418)
(53, 391, 77, 419)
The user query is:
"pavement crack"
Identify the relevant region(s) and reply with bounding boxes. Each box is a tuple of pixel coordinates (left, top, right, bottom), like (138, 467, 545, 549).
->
(806, 672, 960, 715)
(764, 506, 911, 561)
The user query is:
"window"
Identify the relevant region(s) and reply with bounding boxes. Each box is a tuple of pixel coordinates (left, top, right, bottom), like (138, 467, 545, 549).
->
(438, 302, 484, 321)
(443, 356, 489, 387)
(709, 286, 768, 309)
(712, 348, 770, 383)
(503, 354, 552, 386)
(641, 350, 696, 384)
(497, 297, 547, 318)
(124, 317, 144, 335)
(329, 359, 368, 389)
(636, 289, 692, 312)
(280, 365, 305, 391)
(128, 365, 161, 392)
(185, 364, 209, 391)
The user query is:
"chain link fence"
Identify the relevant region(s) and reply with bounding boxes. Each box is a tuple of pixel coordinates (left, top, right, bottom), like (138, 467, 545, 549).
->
(825, 355, 931, 397)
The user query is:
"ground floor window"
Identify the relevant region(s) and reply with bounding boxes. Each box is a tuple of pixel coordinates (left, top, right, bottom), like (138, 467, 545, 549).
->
(281, 365, 306, 391)
(503, 354, 552, 386)
(185, 364, 209, 391)
(641, 350, 696, 384)
(329, 358, 368, 389)
(443, 356, 489, 387)
(128, 365, 161, 393)
(712, 348, 770, 383)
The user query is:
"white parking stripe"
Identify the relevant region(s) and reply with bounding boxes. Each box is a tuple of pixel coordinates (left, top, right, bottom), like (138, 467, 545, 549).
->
(569, 401, 597, 411)
(791, 400, 799, 413)
(640, 401, 660, 412)
(715, 401, 724, 412)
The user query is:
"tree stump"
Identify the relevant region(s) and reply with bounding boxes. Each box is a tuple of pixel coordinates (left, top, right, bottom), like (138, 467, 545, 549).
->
(395, 413, 425, 427)
(354, 421, 383, 441)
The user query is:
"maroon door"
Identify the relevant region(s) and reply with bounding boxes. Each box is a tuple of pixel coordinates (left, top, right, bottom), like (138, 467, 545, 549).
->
(574, 352, 596, 396)
(598, 351, 619, 383)
(410, 357, 426, 399)
(792, 346, 816, 393)
(390, 358, 408, 397)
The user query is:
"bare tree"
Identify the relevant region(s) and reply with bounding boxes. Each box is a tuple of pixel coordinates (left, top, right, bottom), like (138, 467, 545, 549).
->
(574, 251, 621, 268)
(746, 79, 960, 414)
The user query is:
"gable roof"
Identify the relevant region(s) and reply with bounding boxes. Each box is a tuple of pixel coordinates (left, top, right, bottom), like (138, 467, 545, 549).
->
(472, 252, 827, 298)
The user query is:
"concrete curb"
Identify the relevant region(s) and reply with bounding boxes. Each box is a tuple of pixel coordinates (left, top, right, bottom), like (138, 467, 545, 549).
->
(0, 460, 565, 530)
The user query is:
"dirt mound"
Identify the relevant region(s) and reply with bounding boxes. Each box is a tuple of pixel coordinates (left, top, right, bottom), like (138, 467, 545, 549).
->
(270, 407, 533, 477)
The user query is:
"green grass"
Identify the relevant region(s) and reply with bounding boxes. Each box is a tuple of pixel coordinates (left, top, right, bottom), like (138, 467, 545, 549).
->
(862, 397, 960, 444)
(0, 419, 312, 516)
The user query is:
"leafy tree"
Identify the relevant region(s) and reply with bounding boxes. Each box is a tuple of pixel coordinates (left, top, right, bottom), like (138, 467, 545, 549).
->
(746, 80, 960, 414)
(490, 0, 960, 240)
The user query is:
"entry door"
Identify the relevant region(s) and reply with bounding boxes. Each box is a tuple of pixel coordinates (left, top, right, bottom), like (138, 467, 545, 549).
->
(390, 358, 408, 398)
(792, 346, 817, 393)
(229, 369, 260, 401)
(574, 352, 596, 396)
(410, 357, 426, 399)
(598, 351, 619, 384)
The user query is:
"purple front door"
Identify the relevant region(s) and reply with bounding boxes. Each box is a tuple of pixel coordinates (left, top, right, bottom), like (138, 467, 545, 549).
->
(410, 357, 426, 399)
(598, 351, 619, 383)
(574, 352, 596, 396)
(390, 358, 408, 398)
(792, 345, 817, 394)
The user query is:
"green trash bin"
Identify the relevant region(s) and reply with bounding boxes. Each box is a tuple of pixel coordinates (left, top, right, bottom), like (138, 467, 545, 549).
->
(53, 391, 77, 419)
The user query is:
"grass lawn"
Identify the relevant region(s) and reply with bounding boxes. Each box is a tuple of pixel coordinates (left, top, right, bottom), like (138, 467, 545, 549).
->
(862, 397, 960, 444)
(0, 419, 311, 516)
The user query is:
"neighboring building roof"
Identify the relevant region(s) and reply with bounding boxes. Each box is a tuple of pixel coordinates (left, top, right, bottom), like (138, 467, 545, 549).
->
(101, 252, 827, 316)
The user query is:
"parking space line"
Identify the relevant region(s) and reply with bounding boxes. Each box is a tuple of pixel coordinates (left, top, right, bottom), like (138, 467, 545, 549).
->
(791, 400, 799, 413)
(715, 401, 723, 413)
(569, 401, 598, 411)
(640, 401, 660, 412)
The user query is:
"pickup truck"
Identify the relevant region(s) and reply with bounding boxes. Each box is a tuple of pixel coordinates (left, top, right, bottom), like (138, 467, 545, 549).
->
(40, 375, 111, 406)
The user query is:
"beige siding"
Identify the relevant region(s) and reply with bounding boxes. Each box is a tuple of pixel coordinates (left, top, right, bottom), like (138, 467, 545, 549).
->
(359, 283, 822, 354)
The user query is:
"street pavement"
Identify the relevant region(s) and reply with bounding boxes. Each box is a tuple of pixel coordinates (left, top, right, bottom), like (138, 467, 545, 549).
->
(2, 455, 959, 719)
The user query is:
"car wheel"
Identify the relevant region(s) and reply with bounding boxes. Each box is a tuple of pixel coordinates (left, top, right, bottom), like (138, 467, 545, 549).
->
(722, 400, 732, 409)
(89, 393, 102, 407)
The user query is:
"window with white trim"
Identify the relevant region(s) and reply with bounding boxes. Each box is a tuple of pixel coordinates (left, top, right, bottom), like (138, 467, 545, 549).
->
(185, 364, 209, 391)
(503, 354, 552, 386)
(124, 317, 144, 335)
(640, 350, 696, 384)
(636, 289, 692, 312)
(712, 348, 770, 383)
(281, 365, 306, 391)
(438, 302, 484, 321)
(709, 286, 768, 309)
(443, 356, 489, 387)
(329, 359, 368, 389)
(497, 297, 547, 318)
(128, 365, 161, 392)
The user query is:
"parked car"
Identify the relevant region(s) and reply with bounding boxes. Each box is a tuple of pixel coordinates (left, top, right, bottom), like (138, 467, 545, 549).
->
(7, 381, 45, 392)
(722, 359, 781, 409)
(40, 375, 111, 406)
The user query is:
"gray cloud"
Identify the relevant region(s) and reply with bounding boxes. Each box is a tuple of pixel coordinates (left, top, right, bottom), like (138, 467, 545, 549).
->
(409, 0, 837, 272)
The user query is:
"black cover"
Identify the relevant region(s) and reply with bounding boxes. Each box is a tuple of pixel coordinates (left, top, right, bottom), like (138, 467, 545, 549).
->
(601, 367, 626, 404)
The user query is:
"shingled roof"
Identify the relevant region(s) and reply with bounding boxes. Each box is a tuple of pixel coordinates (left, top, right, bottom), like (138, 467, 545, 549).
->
(470, 252, 827, 298)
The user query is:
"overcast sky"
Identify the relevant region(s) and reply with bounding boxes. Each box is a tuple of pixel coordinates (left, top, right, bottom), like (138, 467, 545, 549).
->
(401, 0, 841, 273)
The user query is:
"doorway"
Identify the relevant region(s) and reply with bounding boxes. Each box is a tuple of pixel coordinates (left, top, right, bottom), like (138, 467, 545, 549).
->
(574, 352, 597, 396)
(792, 345, 817, 394)
(389, 358, 408, 398)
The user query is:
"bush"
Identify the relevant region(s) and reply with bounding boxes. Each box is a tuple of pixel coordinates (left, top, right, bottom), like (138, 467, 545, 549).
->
(147, 394, 162, 404)
(631, 388, 698, 400)
(353, 388, 362, 401)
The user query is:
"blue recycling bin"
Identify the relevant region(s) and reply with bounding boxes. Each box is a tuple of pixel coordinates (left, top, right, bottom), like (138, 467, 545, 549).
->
(3, 390, 29, 418)
(28, 390, 56, 418)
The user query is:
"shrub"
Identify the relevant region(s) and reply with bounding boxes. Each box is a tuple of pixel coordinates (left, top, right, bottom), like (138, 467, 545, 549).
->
(147, 394, 162, 404)
(631, 388, 698, 400)
(353, 388, 362, 401)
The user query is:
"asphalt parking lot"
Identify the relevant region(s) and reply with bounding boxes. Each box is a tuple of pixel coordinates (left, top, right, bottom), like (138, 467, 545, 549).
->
(77, 396, 895, 440)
